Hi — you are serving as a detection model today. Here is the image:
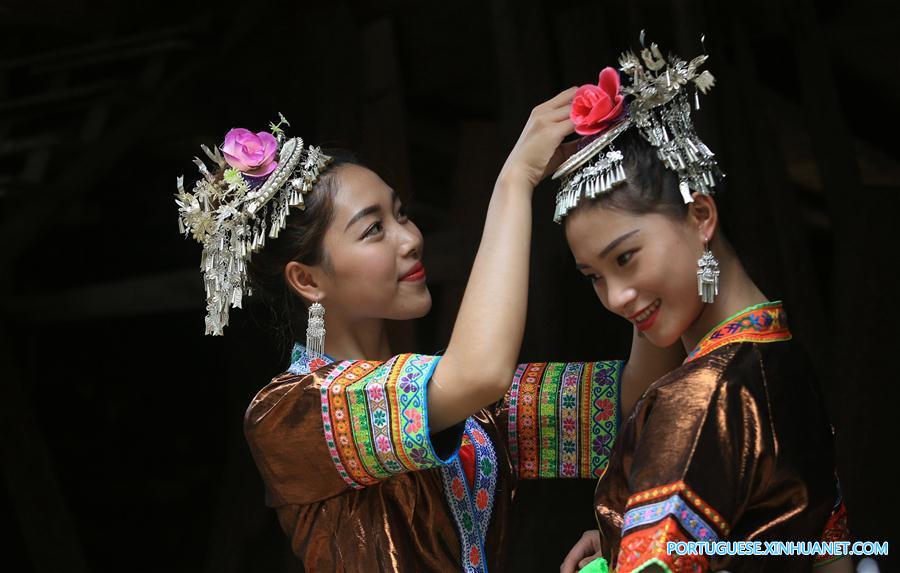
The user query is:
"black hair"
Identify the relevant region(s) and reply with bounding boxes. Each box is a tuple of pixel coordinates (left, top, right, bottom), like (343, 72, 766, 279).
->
(246, 149, 362, 351)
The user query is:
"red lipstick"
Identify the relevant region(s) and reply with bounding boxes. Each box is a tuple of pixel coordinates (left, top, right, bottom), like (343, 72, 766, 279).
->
(400, 261, 426, 282)
(630, 299, 661, 332)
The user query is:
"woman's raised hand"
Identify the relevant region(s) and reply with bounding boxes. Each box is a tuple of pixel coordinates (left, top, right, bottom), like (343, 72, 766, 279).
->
(499, 87, 578, 190)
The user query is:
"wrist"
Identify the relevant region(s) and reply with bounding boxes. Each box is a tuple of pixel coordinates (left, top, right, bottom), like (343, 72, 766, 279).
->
(495, 168, 535, 195)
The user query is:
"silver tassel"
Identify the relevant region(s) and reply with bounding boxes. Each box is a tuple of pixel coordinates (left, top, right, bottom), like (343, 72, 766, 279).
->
(306, 302, 326, 358)
(696, 243, 720, 303)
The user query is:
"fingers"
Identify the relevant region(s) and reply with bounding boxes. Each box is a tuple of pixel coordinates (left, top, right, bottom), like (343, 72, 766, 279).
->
(544, 86, 579, 109)
(545, 104, 573, 123)
(560, 531, 595, 573)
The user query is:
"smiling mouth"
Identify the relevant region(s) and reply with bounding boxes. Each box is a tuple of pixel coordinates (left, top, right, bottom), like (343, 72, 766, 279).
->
(400, 262, 426, 281)
(629, 299, 661, 330)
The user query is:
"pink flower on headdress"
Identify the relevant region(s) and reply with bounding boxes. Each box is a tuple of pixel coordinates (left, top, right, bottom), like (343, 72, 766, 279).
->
(221, 128, 279, 177)
(570, 67, 625, 136)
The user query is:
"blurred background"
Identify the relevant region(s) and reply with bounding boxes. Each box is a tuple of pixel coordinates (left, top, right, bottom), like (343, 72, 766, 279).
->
(1, 0, 897, 571)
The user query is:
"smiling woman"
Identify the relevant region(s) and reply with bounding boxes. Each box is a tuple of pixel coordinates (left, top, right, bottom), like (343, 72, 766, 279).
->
(175, 96, 686, 572)
(554, 40, 851, 573)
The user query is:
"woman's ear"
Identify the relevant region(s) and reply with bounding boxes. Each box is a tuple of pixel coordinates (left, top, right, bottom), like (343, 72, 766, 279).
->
(285, 261, 326, 303)
(687, 192, 719, 243)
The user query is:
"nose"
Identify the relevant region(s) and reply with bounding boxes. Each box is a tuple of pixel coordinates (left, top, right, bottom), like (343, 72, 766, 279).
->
(397, 219, 423, 259)
(607, 279, 638, 317)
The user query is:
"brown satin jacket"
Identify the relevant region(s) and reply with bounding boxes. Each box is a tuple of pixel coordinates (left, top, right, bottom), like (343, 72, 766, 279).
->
(594, 301, 849, 572)
(245, 352, 623, 572)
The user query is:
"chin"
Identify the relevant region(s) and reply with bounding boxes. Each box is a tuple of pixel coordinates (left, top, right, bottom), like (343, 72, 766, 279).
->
(643, 322, 681, 348)
(391, 289, 432, 320)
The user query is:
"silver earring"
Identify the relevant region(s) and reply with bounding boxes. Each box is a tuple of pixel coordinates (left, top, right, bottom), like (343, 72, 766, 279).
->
(306, 301, 326, 358)
(697, 241, 720, 304)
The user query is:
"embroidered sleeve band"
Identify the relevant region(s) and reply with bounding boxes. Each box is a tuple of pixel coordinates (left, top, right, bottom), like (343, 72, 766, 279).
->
(616, 481, 730, 573)
(507, 360, 623, 479)
(320, 354, 459, 489)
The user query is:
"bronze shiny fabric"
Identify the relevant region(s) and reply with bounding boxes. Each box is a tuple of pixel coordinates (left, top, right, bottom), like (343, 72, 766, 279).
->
(595, 339, 839, 572)
(244, 370, 517, 572)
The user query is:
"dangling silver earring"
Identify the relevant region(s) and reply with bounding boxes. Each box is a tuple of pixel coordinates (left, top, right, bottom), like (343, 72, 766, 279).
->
(697, 240, 720, 304)
(306, 300, 326, 358)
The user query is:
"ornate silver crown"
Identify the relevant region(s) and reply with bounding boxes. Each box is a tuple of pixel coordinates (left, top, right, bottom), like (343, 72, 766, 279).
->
(552, 33, 723, 223)
(175, 114, 332, 335)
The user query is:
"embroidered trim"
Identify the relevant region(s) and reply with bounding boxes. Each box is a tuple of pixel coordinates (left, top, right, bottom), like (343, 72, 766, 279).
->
(538, 363, 565, 477)
(440, 419, 497, 573)
(686, 301, 791, 363)
(511, 361, 622, 479)
(558, 362, 583, 477)
(627, 481, 730, 537)
(318, 354, 456, 489)
(616, 516, 708, 573)
(579, 362, 594, 477)
(319, 362, 365, 489)
(589, 360, 621, 479)
(326, 361, 381, 487)
(506, 363, 527, 471)
(515, 362, 546, 478)
(365, 358, 404, 474)
(288, 342, 334, 375)
(814, 501, 850, 567)
(623, 493, 720, 541)
(392, 354, 448, 468)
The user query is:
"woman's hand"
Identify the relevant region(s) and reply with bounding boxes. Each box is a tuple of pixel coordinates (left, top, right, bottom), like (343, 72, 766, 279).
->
(560, 529, 604, 573)
(429, 87, 578, 432)
(498, 86, 578, 190)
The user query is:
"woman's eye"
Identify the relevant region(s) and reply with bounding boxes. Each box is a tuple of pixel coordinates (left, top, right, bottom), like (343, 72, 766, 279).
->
(617, 250, 635, 266)
(586, 274, 603, 284)
(397, 205, 409, 222)
(364, 221, 384, 238)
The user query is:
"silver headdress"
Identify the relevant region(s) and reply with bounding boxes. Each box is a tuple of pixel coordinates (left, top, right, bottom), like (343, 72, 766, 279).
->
(175, 114, 332, 335)
(552, 33, 723, 223)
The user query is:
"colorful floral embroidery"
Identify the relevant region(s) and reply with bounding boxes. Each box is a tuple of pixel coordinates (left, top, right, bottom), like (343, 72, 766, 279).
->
(508, 360, 622, 479)
(538, 362, 564, 477)
(686, 301, 791, 363)
(589, 361, 621, 478)
(623, 493, 720, 541)
(440, 418, 497, 573)
(318, 362, 365, 489)
(287, 342, 335, 375)
(506, 363, 528, 469)
(513, 362, 546, 479)
(814, 480, 850, 568)
(558, 362, 583, 477)
(626, 481, 730, 538)
(317, 352, 457, 489)
(326, 362, 381, 487)
(616, 516, 708, 573)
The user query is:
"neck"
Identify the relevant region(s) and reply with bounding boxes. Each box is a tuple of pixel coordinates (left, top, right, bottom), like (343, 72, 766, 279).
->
(680, 245, 768, 355)
(320, 310, 392, 362)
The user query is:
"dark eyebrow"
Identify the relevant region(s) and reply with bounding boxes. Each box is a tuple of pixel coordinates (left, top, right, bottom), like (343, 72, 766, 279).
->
(600, 229, 639, 259)
(345, 205, 381, 231)
(574, 229, 640, 270)
(344, 190, 401, 232)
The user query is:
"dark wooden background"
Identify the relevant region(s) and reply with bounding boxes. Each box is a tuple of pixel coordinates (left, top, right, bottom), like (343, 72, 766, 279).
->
(1, 0, 897, 571)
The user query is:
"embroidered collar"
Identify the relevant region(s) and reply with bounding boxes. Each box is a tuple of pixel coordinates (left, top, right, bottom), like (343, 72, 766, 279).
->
(685, 301, 791, 363)
(287, 342, 335, 375)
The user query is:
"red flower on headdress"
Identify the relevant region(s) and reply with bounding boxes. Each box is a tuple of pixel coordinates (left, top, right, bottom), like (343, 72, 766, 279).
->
(570, 67, 625, 136)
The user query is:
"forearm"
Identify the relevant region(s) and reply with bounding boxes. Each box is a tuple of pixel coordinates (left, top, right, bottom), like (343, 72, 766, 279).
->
(427, 86, 577, 432)
(443, 176, 532, 386)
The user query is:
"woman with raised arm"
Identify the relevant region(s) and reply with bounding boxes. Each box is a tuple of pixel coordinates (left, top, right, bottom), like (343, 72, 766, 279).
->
(175, 93, 683, 572)
(552, 39, 851, 573)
